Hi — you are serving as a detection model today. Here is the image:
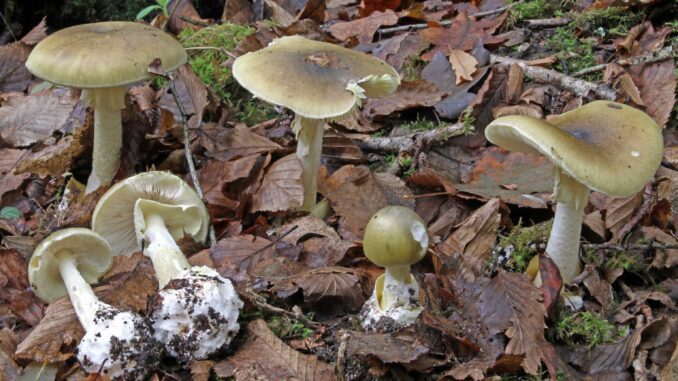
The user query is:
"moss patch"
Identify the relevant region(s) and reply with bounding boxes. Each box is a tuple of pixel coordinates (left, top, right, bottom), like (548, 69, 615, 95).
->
(556, 311, 628, 348)
(495, 221, 551, 273)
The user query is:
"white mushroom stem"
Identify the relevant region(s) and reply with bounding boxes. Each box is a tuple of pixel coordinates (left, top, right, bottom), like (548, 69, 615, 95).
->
(57, 252, 103, 332)
(143, 213, 191, 288)
(293, 116, 325, 211)
(380, 265, 416, 310)
(82, 86, 127, 194)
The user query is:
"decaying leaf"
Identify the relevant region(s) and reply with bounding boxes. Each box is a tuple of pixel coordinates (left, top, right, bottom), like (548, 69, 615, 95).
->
(200, 124, 283, 162)
(448, 48, 478, 84)
(277, 215, 358, 267)
(0, 148, 31, 199)
(362, 80, 445, 117)
(0, 43, 32, 93)
(641, 226, 678, 268)
(436, 198, 501, 281)
(420, 12, 507, 60)
(0, 94, 74, 148)
(214, 319, 335, 380)
(329, 10, 399, 44)
(157, 64, 209, 123)
(604, 192, 643, 242)
(210, 235, 278, 283)
(274, 267, 365, 313)
(344, 330, 429, 363)
(252, 154, 304, 212)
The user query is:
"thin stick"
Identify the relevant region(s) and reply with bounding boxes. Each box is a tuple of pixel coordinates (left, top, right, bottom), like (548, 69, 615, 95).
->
(572, 44, 678, 77)
(377, 1, 522, 34)
(168, 77, 217, 247)
(490, 54, 617, 100)
(352, 123, 469, 153)
(242, 288, 322, 329)
(184, 46, 238, 60)
(583, 242, 678, 251)
(525, 18, 571, 28)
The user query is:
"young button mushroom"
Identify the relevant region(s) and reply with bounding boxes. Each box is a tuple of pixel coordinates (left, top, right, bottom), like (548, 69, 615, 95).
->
(92, 171, 243, 363)
(485, 101, 663, 283)
(28, 228, 160, 380)
(233, 35, 400, 211)
(25, 22, 187, 193)
(360, 206, 429, 331)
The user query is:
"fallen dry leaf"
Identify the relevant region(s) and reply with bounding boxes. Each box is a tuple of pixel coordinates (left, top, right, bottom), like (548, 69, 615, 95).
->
(344, 330, 429, 363)
(360, 0, 401, 17)
(157, 64, 209, 123)
(420, 12, 507, 60)
(604, 192, 643, 242)
(322, 129, 366, 164)
(641, 226, 678, 268)
(362, 80, 445, 117)
(252, 153, 304, 212)
(0, 43, 32, 93)
(210, 235, 277, 283)
(0, 148, 31, 199)
(449, 48, 478, 84)
(436, 198, 501, 281)
(329, 10, 399, 44)
(478, 270, 547, 375)
(200, 124, 283, 162)
(214, 319, 335, 380)
(0, 94, 74, 147)
(277, 215, 358, 267)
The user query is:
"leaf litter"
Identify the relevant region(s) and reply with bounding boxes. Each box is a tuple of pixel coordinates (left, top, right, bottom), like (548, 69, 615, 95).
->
(0, 1, 676, 380)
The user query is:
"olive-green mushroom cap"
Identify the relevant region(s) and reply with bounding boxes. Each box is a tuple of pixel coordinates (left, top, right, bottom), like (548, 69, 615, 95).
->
(485, 101, 663, 197)
(25, 21, 187, 88)
(92, 171, 209, 257)
(232, 35, 400, 120)
(29, 228, 112, 303)
(363, 206, 429, 268)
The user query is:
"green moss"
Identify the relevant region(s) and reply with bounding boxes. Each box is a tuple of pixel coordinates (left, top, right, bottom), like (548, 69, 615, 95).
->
(496, 221, 551, 273)
(267, 315, 315, 340)
(507, 0, 557, 26)
(556, 311, 627, 348)
(402, 56, 425, 81)
(460, 106, 476, 135)
(399, 116, 441, 132)
(548, 27, 597, 75)
(569, 6, 643, 37)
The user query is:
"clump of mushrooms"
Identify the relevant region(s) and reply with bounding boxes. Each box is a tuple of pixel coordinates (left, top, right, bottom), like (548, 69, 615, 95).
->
(25, 22, 187, 193)
(233, 35, 400, 211)
(485, 101, 663, 283)
(29, 228, 161, 380)
(92, 171, 243, 363)
(360, 206, 429, 331)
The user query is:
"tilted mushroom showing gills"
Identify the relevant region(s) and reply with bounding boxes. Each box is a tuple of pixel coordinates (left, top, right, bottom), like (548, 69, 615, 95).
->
(92, 171, 243, 363)
(232, 35, 400, 211)
(485, 101, 663, 283)
(25, 22, 187, 193)
(360, 206, 429, 331)
(28, 228, 160, 380)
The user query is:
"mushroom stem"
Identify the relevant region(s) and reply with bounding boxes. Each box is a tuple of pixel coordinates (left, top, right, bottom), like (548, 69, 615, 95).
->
(57, 252, 102, 332)
(83, 86, 127, 193)
(545, 200, 586, 283)
(294, 116, 324, 211)
(380, 265, 416, 310)
(143, 213, 191, 288)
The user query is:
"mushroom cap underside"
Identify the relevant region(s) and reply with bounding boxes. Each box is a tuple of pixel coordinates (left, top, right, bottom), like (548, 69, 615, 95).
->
(485, 101, 663, 197)
(363, 206, 429, 268)
(28, 228, 112, 302)
(92, 171, 209, 257)
(232, 35, 400, 119)
(26, 21, 187, 88)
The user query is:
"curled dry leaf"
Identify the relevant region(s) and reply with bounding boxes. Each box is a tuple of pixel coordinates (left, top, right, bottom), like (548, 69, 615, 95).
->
(604, 192, 643, 242)
(252, 153, 304, 212)
(214, 319, 335, 381)
(157, 64, 209, 123)
(329, 10, 399, 44)
(436, 198, 500, 281)
(362, 80, 445, 117)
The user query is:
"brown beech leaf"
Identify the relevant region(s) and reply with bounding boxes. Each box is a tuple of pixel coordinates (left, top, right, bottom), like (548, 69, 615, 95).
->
(420, 12, 507, 60)
(449, 48, 478, 84)
(297, 0, 326, 24)
(214, 319, 335, 380)
(0, 148, 31, 199)
(210, 235, 277, 283)
(538, 255, 562, 317)
(618, 73, 644, 106)
(0, 249, 44, 326)
(360, 0, 401, 17)
(456, 147, 553, 208)
(222, 0, 253, 24)
(200, 124, 283, 162)
(329, 10, 399, 44)
(318, 165, 388, 240)
(436, 198, 500, 281)
(604, 192, 643, 242)
(580, 264, 613, 307)
(0, 94, 74, 147)
(277, 215, 358, 267)
(157, 64, 208, 121)
(322, 129, 366, 164)
(274, 267, 365, 313)
(641, 226, 678, 268)
(362, 80, 445, 117)
(478, 270, 547, 375)
(0, 43, 32, 93)
(344, 330, 429, 363)
(252, 154, 304, 212)
(491, 103, 543, 119)
(168, 0, 211, 33)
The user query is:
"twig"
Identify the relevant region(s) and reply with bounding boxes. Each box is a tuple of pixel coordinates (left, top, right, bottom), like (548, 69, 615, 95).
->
(572, 44, 678, 77)
(179, 15, 211, 27)
(242, 288, 322, 329)
(351, 123, 469, 153)
(184, 46, 238, 60)
(582, 242, 678, 251)
(168, 77, 217, 247)
(490, 54, 617, 100)
(335, 330, 350, 381)
(525, 17, 571, 28)
(377, 1, 522, 35)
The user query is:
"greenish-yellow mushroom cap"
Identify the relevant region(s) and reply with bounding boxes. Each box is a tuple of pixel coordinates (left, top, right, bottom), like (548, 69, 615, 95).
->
(232, 35, 400, 120)
(363, 206, 429, 268)
(25, 21, 187, 88)
(485, 101, 663, 198)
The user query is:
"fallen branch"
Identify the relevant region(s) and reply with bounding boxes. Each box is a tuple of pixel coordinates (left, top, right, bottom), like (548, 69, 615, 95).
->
(241, 288, 322, 330)
(490, 54, 617, 100)
(351, 123, 469, 153)
(525, 17, 570, 28)
(572, 44, 678, 77)
(377, 1, 521, 35)
(582, 242, 678, 251)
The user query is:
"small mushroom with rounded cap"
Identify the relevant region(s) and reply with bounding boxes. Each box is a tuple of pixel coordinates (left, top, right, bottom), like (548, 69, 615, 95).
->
(92, 171, 243, 363)
(360, 206, 429, 330)
(485, 101, 663, 284)
(25, 22, 187, 193)
(233, 35, 400, 211)
(29, 228, 160, 380)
